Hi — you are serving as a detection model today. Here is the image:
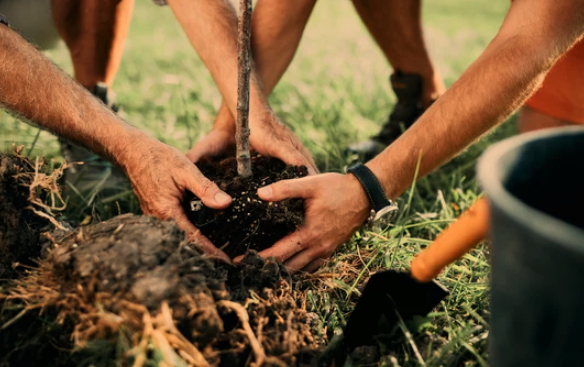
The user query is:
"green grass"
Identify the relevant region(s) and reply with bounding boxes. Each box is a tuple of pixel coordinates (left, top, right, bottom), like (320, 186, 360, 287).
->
(0, 0, 518, 365)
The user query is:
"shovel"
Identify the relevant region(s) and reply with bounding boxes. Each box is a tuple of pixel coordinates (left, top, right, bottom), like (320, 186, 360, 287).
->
(320, 197, 491, 365)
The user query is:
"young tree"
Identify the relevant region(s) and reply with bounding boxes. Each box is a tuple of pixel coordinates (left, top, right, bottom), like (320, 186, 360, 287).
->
(236, 0, 252, 178)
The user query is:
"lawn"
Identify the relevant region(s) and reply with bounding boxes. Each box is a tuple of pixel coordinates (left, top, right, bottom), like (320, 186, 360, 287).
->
(1, 0, 516, 365)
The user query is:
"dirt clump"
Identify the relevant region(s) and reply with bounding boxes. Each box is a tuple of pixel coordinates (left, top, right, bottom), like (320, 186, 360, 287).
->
(186, 154, 307, 258)
(0, 153, 50, 279)
(1, 214, 324, 367)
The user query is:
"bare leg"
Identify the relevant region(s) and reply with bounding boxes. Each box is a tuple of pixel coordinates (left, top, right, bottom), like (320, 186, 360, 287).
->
(518, 106, 573, 134)
(51, 0, 134, 192)
(351, 0, 445, 106)
(51, 0, 134, 90)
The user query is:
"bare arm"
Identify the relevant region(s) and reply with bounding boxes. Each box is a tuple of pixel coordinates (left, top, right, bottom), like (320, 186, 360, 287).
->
(0, 23, 132, 161)
(254, 0, 584, 272)
(167, 0, 317, 172)
(0, 25, 233, 260)
(369, 0, 584, 198)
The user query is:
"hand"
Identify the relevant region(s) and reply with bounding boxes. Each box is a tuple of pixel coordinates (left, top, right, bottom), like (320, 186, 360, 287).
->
(187, 111, 319, 175)
(116, 133, 233, 262)
(249, 112, 318, 175)
(186, 124, 236, 163)
(237, 173, 371, 272)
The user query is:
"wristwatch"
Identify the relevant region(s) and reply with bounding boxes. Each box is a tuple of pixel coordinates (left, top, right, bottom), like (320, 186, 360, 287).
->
(346, 163, 398, 228)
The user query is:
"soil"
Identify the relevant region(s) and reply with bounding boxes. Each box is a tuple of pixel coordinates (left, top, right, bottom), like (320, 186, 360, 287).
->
(0, 214, 324, 367)
(185, 154, 307, 258)
(0, 153, 49, 279)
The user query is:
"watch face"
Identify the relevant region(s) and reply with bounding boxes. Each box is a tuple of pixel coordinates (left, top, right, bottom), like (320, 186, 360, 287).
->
(374, 203, 399, 221)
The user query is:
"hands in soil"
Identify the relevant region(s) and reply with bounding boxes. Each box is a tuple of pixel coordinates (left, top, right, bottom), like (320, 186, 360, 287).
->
(186, 124, 236, 163)
(188, 111, 318, 175)
(117, 136, 233, 262)
(249, 112, 318, 175)
(244, 173, 371, 272)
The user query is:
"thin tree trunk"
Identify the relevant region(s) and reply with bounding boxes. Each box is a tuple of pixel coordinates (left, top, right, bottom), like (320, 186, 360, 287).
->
(236, 0, 253, 178)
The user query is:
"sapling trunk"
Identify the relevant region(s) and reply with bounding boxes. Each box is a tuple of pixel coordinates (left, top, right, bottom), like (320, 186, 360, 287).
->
(235, 0, 253, 178)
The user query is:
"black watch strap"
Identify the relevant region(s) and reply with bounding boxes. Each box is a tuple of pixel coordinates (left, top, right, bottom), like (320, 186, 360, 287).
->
(346, 163, 391, 212)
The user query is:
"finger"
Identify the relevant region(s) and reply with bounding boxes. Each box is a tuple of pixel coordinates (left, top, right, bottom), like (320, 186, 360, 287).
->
(302, 258, 327, 273)
(299, 146, 319, 175)
(257, 177, 312, 202)
(184, 166, 232, 210)
(186, 146, 206, 163)
(284, 247, 324, 273)
(172, 208, 232, 263)
(186, 135, 221, 163)
(282, 148, 318, 176)
(256, 229, 307, 263)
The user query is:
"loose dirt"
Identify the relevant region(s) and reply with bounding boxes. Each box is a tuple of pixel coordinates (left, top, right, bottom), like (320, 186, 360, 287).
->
(0, 153, 49, 279)
(186, 155, 307, 258)
(1, 214, 324, 367)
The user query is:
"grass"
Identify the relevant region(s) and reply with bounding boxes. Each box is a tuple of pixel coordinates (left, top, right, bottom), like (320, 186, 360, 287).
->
(0, 0, 518, 365)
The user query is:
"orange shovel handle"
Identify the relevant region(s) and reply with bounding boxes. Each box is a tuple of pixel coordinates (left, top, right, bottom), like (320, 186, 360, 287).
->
(410, 197, 490, 283)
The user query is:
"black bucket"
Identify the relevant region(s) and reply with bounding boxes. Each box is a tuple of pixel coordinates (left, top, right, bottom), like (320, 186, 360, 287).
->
(478, 127, 584, 367)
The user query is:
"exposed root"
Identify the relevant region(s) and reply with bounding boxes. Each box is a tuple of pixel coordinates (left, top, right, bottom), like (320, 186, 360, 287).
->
(155, 302, 211, 367)
(26, 206, 67, 230)
(1, 216, 325, 367)
(219, 300, 266, 366)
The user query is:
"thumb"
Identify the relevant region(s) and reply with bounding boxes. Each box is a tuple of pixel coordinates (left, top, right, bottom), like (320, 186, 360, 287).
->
(257, 177, 312, 202)
(185, 168, 232, 210)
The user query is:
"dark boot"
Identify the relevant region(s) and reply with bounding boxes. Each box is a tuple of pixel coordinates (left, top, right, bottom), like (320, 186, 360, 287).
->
(59, 82, 129, 195)
(346, 71, 428, 162)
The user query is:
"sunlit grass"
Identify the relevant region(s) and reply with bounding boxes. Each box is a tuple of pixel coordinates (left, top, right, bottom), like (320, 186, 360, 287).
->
(0, 0, 515, 364)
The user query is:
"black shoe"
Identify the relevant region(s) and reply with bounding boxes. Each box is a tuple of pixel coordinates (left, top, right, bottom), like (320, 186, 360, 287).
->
(60, 83, 129, 195)
(346, 71, 427, 162)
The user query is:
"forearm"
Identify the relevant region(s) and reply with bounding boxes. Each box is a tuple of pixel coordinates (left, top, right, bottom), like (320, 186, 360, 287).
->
(368, 0, 584, 199)
(209, 0, 315, 133)
(252, 0, 316, 95)
(0, 26, 140, 163)
(166, 0, 268, 117)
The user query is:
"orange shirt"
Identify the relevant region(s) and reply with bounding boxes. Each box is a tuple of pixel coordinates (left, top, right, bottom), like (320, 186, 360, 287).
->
(525, 38, 584, 124)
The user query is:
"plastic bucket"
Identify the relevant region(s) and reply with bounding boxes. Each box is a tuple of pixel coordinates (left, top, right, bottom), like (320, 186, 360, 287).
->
(477, 126, 584, 367)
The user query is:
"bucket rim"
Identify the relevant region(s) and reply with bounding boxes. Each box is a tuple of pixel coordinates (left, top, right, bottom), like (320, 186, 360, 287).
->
(477, 126, 584, 252)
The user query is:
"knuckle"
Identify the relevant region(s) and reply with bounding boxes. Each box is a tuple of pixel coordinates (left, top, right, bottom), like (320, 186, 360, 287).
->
(197, 178, 216, 198)
(274, 181, 291, 198)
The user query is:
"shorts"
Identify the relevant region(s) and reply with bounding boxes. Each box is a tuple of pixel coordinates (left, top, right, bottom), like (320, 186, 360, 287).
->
(525, 38, 584, 124)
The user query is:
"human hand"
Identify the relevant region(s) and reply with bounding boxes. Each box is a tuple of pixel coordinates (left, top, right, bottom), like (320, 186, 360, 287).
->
(235, 173, 371, 272)
(116, 133, 233, 262)
(187, 111, 318, 175)
(186, 124, 236, 163)
(249, 112, 318, 175)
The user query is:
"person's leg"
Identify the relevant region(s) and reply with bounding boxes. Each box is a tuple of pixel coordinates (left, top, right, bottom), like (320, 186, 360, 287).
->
(351, 0, 444, 107)
(51, 0, 134, 91)
(347, 0, 446, 161)
(51, 0, 135, 194)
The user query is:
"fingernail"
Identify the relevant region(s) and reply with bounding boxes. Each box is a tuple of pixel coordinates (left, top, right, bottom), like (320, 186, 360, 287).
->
(258, 186, 272, 198)
(214, 191, 232, 205)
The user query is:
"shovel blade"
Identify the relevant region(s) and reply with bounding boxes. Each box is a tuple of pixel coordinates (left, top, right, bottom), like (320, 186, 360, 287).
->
(344, 270, 449, 352)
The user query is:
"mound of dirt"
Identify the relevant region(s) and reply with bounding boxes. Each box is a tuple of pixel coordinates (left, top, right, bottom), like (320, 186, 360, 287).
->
(186, 155, 307, 258)
(1, 214, 324, 367)
(0, 153, 49, 279)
